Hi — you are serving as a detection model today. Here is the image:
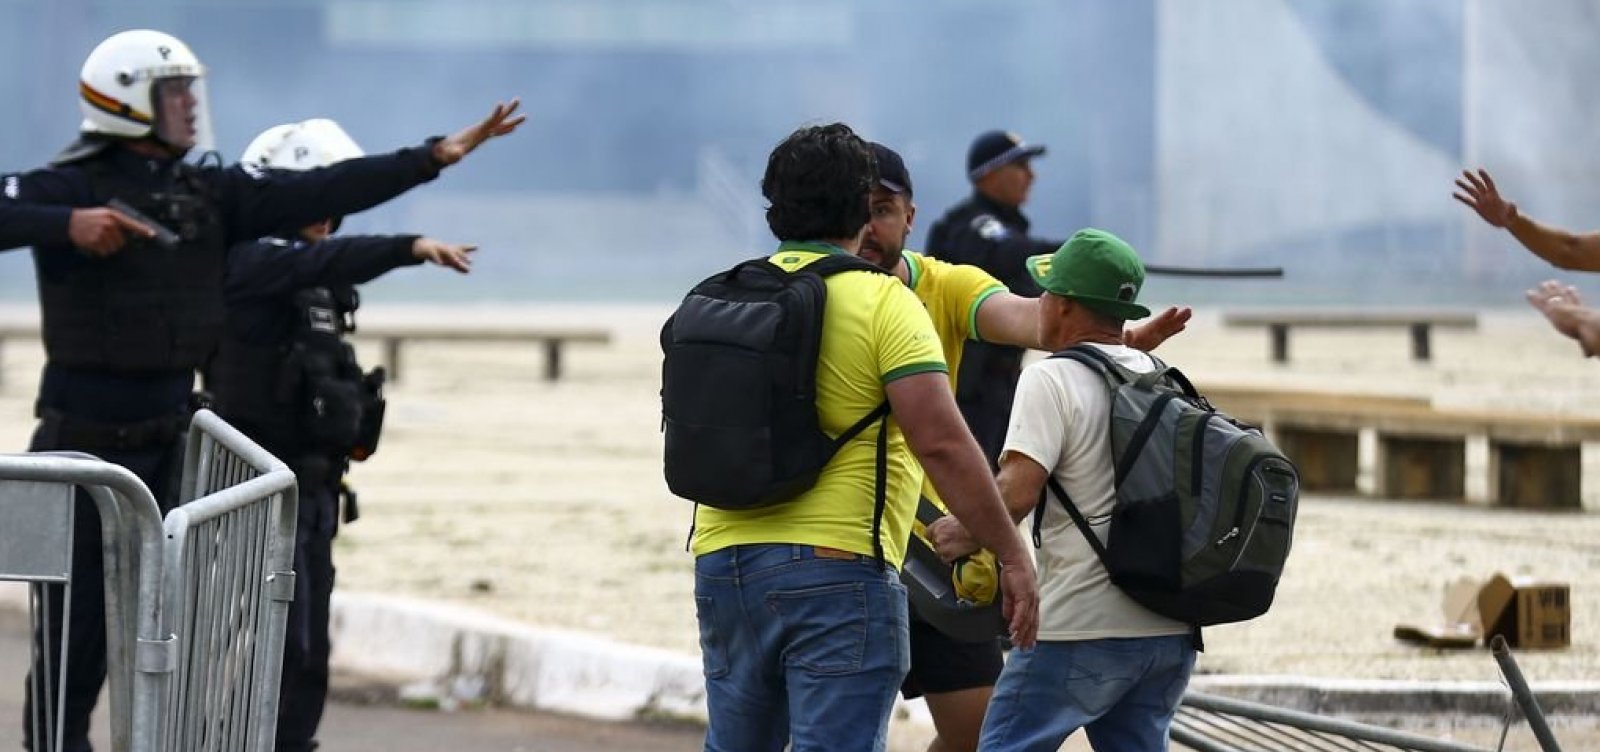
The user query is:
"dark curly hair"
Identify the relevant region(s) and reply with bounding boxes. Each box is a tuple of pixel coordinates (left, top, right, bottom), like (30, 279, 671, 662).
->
(761, 123, 877, 242)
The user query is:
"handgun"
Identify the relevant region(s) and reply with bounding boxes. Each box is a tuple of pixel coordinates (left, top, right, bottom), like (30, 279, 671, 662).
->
(107, 198, 180, 249)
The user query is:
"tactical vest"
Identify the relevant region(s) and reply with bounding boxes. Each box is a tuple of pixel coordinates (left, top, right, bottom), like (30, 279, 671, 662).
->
(38, 157, 228, 371)
(211, 282, 385, 461)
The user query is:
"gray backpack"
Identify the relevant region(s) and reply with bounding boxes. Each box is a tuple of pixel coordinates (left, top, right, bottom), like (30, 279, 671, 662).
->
(1033, 345, 1299, 629)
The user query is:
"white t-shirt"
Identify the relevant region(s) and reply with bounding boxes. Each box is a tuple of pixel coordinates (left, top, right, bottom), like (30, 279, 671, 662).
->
(1002, 343, 1192, 641)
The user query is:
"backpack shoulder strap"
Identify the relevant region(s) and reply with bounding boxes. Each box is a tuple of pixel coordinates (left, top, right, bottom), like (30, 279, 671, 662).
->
(778, 252, 892, 565)
(1031, 476, 1113, 573)
(1048, 344, 1134, 388)
(832, 401, 890, 449)
(1159, 362, 1203, 401)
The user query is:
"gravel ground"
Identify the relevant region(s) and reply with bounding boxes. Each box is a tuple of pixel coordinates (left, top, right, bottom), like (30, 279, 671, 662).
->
(0, 304, 1593, 687)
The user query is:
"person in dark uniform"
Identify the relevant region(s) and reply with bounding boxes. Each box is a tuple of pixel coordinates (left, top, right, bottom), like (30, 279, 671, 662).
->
(210, 118, 477, 752)
(925, 130, 1061, 470)
(0, 29, 523, 752)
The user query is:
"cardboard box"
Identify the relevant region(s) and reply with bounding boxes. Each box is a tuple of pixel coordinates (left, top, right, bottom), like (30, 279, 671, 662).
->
(1478, 573, 1570, 649)
(1395, 574, 1571, 650)
(1393, 577, 1486, 649)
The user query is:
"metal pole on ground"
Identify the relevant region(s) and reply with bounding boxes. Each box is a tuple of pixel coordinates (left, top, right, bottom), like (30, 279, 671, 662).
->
(1491, 635, 1563, 752)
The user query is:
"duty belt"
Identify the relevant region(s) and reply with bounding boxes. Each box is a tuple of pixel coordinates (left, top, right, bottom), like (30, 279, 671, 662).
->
(36, 407, 189, 452)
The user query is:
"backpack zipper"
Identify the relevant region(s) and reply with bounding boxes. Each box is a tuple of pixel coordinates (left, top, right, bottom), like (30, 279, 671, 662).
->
(1217, 453, 1268, 549)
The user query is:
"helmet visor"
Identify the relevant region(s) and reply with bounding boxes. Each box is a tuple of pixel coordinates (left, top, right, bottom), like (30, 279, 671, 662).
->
(150, 76, 214, 153)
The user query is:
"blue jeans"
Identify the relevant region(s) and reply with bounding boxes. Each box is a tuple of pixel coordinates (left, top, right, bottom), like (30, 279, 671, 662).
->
(695, 543, 911, 752)
(978, 635, 1196, 752)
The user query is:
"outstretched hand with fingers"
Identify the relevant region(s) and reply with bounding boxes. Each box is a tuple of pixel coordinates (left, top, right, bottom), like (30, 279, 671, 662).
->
(1454, 169, 1518, 228)
(1526, 280, 1593, 355)
(412, 237, 476, 273)
(68, 206, 156, 257)
(1125, 306, 1194, 352)
(431, 99, 527, 167)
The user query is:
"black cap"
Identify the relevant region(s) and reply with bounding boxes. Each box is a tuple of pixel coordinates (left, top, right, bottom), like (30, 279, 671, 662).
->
(966, 130, 1047, 182)
(869, 141, 912, 197)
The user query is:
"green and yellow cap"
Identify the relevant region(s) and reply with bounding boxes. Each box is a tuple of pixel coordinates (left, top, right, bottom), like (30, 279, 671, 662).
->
(1025, 228, 1151, 320)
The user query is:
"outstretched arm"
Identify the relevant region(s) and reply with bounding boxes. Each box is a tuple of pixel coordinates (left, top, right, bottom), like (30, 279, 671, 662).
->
(973, 291, 1044, 348)
(226, 236, 476, 301)
(1456, 168, 1600, 272)
(975, 291, 1192, 352)
(219, 100, 526, 243)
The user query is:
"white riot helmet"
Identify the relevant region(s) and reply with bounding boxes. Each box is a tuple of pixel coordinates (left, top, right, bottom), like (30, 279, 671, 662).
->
(78, 29, 214, 151)
(240, 119, 365, 172)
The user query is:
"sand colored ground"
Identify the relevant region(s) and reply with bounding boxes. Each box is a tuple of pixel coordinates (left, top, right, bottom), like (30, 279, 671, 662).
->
(0, 303, 1596, 689)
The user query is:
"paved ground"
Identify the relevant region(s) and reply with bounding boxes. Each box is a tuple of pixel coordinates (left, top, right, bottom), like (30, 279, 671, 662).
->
(7, 605, 1600, 751)
(0, 609, 704, 752)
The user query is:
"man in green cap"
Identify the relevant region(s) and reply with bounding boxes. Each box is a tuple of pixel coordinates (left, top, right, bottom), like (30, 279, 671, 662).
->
(863, 142, 1191, 752)
(929, 229, 1197, 751)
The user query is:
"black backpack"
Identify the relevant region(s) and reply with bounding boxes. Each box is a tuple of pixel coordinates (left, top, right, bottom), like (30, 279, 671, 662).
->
(1035, 345, 1299, 630)
(660, 255, 893, 555)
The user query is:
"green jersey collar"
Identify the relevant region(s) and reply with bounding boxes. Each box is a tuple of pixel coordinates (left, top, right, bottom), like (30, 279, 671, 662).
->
(776, 240, 851, 256)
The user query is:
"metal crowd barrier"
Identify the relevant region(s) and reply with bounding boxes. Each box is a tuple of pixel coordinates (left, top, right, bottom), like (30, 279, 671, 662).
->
(0, 452, 165, 752)
(154, 410, 298, 752)
(1174, 638, 1563, 752)
(0, 409, 297, 752)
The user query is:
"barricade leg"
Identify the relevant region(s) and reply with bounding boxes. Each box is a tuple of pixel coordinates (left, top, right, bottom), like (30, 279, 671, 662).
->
(24, 492, 110, 752)
(274, 489, 335, 752)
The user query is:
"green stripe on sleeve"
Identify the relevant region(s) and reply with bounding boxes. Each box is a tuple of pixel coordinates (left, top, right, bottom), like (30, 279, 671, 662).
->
(882, 361, 949, 384)
(903, 251, 923, 290)
(966, 286, 1008, 342)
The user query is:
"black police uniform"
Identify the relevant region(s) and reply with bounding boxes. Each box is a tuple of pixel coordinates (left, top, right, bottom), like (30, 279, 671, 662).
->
(924, 193, 1060, 470)
(0, 135, 444, 752)
(211, 232, 422, 752)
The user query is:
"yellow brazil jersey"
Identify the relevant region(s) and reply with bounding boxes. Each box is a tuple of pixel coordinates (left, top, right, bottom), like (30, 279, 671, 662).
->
(690, 242, 948, 567)
(902, 251, 1007, 390)
(901, 250, 1008, 605)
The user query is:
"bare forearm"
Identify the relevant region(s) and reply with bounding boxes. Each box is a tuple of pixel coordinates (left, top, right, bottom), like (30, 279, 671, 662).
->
(1508, 214, 1600, 272)
(919, 440, 1029, 562)
(996, 467, 1041, 524)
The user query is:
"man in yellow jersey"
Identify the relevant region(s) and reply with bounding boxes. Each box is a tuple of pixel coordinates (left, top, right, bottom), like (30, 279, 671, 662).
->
(860, 142, 1192, 752)
(688, 124, 1039, 752)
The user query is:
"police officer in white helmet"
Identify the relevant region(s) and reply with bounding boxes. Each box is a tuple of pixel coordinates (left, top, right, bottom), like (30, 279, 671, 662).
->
(212, 118, 477, 752)
(0, 29, 523, 752)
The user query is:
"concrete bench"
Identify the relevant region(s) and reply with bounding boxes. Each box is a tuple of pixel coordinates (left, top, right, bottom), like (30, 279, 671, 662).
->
(0, 322, 611, 386)
(1222, 310, 1479, 363)
(1224, 393, 1600, 509)
(1198, 384, 1433, 495)
(350, 324, 611, 383)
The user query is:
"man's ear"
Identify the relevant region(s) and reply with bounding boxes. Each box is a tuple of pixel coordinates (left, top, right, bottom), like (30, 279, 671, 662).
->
(905, 200, 916, 232)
